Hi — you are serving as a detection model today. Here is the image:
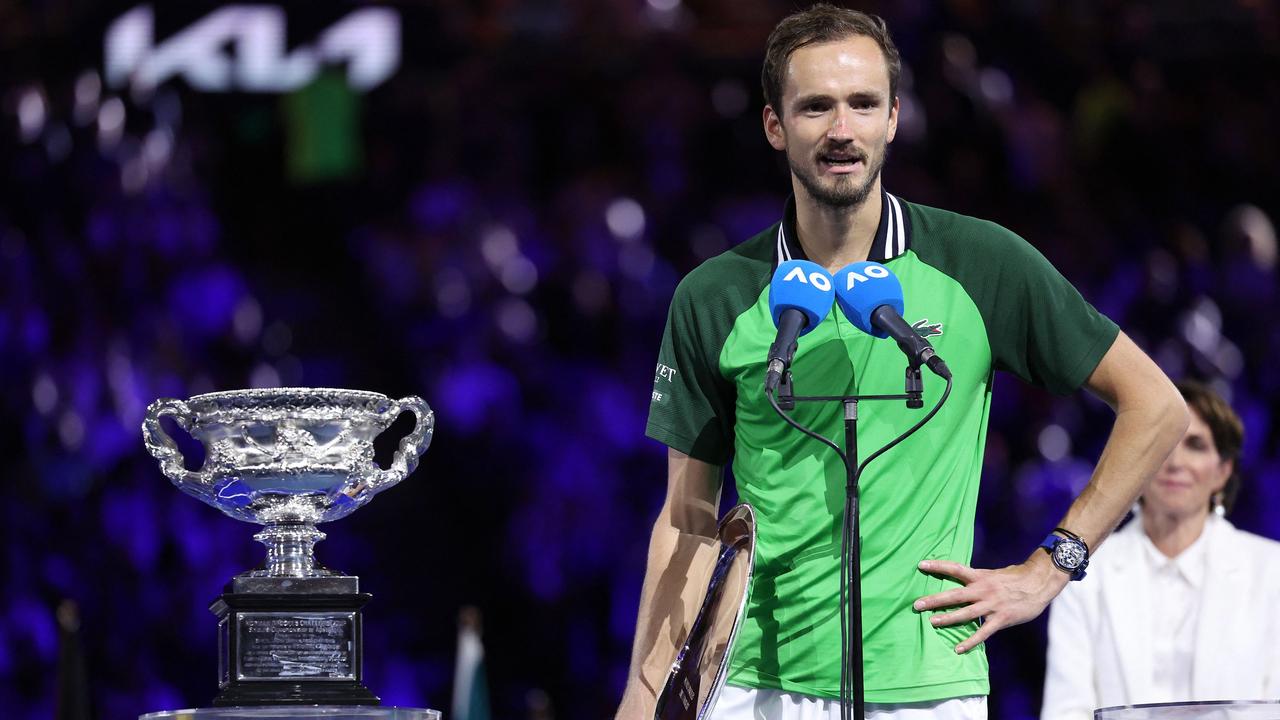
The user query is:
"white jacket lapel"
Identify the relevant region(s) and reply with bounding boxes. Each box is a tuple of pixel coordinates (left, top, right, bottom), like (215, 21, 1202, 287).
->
(1192, 517, 1243, 698)
(1101, 522, 1156, 701)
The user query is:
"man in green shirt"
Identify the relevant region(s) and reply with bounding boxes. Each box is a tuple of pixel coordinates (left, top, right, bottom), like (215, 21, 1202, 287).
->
(618, 5, 1189, 719)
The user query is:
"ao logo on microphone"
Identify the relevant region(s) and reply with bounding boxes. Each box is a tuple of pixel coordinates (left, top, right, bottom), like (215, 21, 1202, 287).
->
(782, 265, 833, 292)
(841, 263, 890, 290)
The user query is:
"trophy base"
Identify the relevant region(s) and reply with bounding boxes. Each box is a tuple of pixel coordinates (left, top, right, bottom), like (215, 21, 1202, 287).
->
(211, 580, 377, 707)
(141, 706, 441, 719)
(229, 574, 360, 595)
(211, 681, 379, 707)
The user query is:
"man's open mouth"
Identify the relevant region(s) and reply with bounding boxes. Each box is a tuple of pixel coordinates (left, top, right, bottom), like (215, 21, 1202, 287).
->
(819, 152, 865, 169)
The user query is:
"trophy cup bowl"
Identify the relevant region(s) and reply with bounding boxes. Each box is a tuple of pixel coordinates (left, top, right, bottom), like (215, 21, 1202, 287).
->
(143, 387, 433, 578)
(142, 387, 435, 708)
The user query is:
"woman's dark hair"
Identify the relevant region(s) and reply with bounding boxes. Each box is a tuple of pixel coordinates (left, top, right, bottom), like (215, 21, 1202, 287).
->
(1178, 380, 1244, 512)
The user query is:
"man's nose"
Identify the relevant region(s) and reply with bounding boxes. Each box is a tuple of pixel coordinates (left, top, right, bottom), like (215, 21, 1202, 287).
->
(827, 107, 854, 140)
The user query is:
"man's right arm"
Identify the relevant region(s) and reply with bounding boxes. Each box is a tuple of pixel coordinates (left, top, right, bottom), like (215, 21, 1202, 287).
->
(615, 448, 723, 720)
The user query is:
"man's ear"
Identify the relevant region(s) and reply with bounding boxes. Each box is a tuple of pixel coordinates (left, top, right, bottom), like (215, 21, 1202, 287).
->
(763, 105, 786, 151)
(886, 95, 900, 144)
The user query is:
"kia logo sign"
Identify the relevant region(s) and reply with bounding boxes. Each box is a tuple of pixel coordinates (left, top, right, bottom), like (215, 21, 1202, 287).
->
(105, 5, 402, 93)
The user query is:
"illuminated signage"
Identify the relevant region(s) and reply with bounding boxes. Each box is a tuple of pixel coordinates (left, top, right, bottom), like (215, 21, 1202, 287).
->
(105, 5, 401, 93)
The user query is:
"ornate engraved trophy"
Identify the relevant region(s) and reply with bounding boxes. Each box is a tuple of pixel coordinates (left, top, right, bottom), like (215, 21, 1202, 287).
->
(142, 388, 434, 710)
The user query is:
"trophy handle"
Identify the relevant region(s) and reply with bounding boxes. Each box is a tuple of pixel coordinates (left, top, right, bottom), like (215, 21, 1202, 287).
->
(142, 398, 209, 495)
(368, 395, 434, 491)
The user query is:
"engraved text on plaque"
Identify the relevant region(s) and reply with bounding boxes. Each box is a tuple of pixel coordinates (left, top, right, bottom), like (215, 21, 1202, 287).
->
(236, 612, 356, 681)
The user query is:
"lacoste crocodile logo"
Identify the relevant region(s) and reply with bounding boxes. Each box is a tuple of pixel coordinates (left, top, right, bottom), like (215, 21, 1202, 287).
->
(912, 318, 943, 338)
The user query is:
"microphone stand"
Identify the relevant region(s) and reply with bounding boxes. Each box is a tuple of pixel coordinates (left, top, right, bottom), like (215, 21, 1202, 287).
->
(773, 363, 925, 720)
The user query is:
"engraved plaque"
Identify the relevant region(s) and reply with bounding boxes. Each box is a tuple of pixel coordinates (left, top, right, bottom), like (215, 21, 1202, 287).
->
(236, 612, 356, 682)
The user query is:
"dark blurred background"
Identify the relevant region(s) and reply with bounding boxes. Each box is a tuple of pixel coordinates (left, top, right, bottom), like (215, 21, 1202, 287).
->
(2, 1, 1278, 718)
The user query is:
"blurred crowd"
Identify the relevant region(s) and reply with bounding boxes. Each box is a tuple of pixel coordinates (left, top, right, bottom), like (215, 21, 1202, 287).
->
(1, 0, 1278, 718)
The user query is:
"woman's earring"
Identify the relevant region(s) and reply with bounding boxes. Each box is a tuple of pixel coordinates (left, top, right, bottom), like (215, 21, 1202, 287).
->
(1212, 492, 1226, 518)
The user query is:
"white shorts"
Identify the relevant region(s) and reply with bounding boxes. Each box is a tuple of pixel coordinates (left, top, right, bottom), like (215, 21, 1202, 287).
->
(710, 685, 988, 720)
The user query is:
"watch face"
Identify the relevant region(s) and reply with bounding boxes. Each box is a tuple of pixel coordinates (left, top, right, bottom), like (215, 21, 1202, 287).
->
(1053, 540, 1087, 570)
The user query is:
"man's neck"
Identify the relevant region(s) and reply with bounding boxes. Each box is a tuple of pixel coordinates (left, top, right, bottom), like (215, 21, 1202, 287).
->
(792, 178, 883, 273)
(1141, 507, 1210, 559)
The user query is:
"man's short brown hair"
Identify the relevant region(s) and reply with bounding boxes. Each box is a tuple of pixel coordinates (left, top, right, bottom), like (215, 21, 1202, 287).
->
(1178, 380, 1245, 512)
(762, 4, 902, 117)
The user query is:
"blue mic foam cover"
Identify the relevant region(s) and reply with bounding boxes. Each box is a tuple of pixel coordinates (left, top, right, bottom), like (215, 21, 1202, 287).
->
(768, 260, 835, 337)
(833, 261, 905, 339)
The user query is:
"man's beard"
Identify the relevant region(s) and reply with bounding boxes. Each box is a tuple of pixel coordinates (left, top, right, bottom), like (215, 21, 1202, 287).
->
(789, 144, 885, 209)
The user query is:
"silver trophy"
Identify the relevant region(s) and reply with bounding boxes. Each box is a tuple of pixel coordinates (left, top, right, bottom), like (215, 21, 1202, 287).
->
(143, 387, 434, 708)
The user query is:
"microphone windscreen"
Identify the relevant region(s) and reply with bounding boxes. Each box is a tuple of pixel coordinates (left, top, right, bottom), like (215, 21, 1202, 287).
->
(833, 261, 905, 339)
(768, 260, 835, 337)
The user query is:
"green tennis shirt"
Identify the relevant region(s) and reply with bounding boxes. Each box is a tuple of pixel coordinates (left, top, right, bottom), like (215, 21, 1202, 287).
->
(645, 191, 1118, 703)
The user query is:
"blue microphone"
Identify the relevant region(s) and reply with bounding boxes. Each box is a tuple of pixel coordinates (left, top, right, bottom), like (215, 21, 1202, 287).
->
(765, 260, 835, 393)
(833, 261, 951, 379)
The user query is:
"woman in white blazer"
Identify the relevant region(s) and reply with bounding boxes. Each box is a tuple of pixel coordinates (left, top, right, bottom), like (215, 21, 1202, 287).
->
(1041, 381, 1280, 720)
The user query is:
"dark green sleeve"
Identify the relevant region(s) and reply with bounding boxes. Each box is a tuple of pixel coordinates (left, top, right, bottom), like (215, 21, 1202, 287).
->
(983, 226, 1119, 395)
(645, 274, 737, 465)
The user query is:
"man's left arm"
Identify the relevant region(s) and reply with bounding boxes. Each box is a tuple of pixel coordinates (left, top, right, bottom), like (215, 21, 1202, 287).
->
(913, 330, 1189, 653)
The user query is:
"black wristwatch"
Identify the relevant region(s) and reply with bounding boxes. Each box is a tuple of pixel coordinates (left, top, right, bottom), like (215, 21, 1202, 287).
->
(1039, 527, 1089, 581)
